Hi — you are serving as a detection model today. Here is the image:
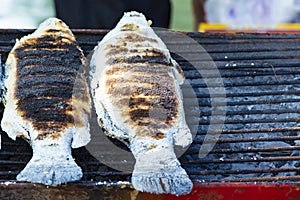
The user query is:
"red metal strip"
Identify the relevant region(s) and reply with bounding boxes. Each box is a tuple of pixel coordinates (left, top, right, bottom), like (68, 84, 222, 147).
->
(158, 183, 300, 200)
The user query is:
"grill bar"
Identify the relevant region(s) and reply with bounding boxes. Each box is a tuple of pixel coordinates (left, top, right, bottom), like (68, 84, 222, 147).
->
(187, 148, 300, 156)
(220, 127, 300, 134)
(219, 176, 300, 182)
(187, 156, 300, 164)
(191, 167, 300, 175)
(194, 136, 300, 143)
(188, 176, 300, 183)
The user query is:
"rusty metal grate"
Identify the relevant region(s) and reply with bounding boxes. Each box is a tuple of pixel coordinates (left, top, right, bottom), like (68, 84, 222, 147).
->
(1, 29, 300, 184)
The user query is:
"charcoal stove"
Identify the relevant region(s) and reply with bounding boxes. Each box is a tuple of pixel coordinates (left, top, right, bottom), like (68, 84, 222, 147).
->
(1, 29, 300, 199)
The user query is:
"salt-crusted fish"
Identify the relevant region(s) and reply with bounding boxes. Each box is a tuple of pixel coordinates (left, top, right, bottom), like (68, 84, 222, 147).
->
(1, 18, 90, 186)
(90, 11, 193, 195)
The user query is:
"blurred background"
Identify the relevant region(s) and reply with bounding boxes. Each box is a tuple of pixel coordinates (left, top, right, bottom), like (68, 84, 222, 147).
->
(0, 0, 300, 33)
(0, 0, 55, 28)
(195, 0, 300, 33)
(0, 0, 193, 30)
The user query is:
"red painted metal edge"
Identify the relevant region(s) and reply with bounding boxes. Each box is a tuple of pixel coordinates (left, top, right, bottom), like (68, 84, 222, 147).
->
(1, 182, 300, 199)
(157, 183, 300, 200)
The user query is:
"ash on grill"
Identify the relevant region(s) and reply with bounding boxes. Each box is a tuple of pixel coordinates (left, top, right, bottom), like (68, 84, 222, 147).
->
(1, 30, 300, 183)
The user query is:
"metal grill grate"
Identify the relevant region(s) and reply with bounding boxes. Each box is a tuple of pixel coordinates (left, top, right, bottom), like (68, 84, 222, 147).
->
(1, 30, 300, 184)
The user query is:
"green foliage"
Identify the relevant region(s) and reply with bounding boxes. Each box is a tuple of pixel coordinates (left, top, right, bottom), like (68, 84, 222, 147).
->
(170, 0, 193, 32)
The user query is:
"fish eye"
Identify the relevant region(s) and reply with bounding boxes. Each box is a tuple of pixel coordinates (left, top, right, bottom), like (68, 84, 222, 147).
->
(130, 14, 140, 17)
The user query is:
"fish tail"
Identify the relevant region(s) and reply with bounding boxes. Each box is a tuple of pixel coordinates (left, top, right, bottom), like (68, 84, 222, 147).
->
(131, 152, 193, 195)
(17, 145, 82, 186)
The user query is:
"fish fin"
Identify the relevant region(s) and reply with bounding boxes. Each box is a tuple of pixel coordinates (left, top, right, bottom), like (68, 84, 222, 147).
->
(171, 58, 192, 147)
(71, 53, 91, 149)
(96, 101, 130, 142)
(174, 124, 193, 148)
(1, 105, 30, 140)
(171, 58, 185, 85)
(132, 159, 193, 195)
(1, 52, 30, 140)
(0, 54, 5, 104)
(71, 126, 91, 148)
(17, 148, 82, 186)
(131, 148, 193, 195)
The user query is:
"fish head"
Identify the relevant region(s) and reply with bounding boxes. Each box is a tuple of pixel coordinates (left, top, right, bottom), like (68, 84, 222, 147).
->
(38, 17, 69, 31)
(116, 11, 151, 32)
(30, 17, 74, 40)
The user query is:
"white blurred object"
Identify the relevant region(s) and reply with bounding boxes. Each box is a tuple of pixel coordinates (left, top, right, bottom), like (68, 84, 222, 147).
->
(0, 0, 55, 28)
(205, 0, 300, 29)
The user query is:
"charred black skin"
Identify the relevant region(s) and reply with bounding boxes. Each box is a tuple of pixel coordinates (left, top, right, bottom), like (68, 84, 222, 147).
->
(13, 30, 84, 139)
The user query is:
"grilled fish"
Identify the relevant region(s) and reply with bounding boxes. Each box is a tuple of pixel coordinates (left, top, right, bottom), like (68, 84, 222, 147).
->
(1, 18, 90, 186)
(90, 11, 193, 195)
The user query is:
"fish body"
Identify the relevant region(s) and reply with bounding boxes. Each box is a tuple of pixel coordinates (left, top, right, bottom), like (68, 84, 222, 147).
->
(1, 18, 90, 186)
(90, 11, 193, 195)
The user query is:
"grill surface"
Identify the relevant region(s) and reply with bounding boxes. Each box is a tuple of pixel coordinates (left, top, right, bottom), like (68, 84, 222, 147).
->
(1, 30, 300, 186)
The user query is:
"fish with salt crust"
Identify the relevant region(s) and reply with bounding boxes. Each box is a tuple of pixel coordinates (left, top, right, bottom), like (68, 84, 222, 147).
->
(90, 11, 193, 195)
(1, 18, 90, 186)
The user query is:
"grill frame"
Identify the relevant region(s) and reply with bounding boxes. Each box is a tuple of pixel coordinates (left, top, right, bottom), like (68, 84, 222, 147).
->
(1, 29, 300, 198)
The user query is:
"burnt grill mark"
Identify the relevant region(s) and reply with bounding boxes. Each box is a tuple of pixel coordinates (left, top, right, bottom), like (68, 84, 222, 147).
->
(21, 109, 73, 123)
(106, 47, 172, 66)
(128, 97, 152, 108)
(15, 49, 71, 59)
(16, 55, 82, 69)
(120, 24, 139, 31)
(128, 100, 177, 125)
(105, 77, 160, 87)
(136, 130, 167, 138)
(127, 86, 178, 125)
(18, 98, 70, 112)
(153, 132, 166, 140)
(106, 54, 170, 65)
(133, 85, 176, 97)
(46, 29, 60, 33)
(17, 76, 75, 89)
(17, 65, 77, 78)
(106, 47, 167, 57)
(107, 85, 132, 97)
(136, 122, 150, 126)
(105, 63, 170, 76)
(16, 43, 80, 54)
(102, 31, 179, 129)
(46, 29, 71, 35)
(20, 108, 74, 135)
(20, 35, 73, 44)
(131, 75, 173, 85)
(105, 44, 122, 50)
(16, 87, 73, 100)
(104, 63, 178, 125)
(105, 47, 129, 56)
(124, 33, 158, 44)
(128, 108, 149, 122)
(34, 122, 67, 131)
(13, 33, 84, 137)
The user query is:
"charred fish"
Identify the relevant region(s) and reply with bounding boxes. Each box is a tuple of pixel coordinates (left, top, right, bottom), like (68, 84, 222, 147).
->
(1, 18, 91, 186)
(90, 11, 193, 195)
